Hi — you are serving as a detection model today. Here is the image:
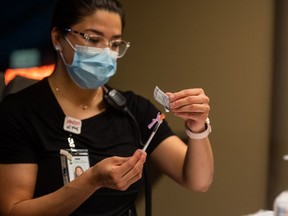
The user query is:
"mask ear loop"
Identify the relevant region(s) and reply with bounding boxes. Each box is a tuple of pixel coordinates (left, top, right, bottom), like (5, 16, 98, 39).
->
(54, 44, 68, 65)
(64, 36, 76, 51)
(59, 52, 68, 66)
(56, 37, 76, 66)
(59, 36, 80, 66)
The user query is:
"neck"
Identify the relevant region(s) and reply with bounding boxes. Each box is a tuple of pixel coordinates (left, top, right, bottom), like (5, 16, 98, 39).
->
(48, 72, 103, 111)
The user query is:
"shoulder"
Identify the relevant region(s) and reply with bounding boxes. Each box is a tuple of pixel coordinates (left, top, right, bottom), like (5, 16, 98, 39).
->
(2, 78, 48, 102)
(104, 85, 154, 112)
(0, 78, 50, 115)
(122, 90, 150, 105)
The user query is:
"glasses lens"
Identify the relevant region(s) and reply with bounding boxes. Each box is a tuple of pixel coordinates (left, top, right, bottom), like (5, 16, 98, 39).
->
(84, 35, 130, 58)
(85, 35, 105, 48)
(111, 41, 129, 58)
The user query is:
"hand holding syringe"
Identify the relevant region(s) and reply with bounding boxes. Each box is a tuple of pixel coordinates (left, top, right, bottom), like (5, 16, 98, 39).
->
(142, 112, 166, 152)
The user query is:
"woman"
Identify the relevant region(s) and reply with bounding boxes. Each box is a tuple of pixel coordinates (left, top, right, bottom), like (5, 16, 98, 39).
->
(0, 0, 214, 215)
(74, 166, 84, 178)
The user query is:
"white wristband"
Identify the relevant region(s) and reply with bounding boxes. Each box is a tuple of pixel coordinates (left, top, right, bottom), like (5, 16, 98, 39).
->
(185, 118, 212, 140)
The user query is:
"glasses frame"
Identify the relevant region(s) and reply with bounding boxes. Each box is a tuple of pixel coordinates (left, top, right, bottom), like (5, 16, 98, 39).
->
(65, 28, 130, 58)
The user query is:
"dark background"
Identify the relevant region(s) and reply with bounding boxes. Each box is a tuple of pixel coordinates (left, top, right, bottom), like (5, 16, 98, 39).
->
(0, 1, 58, 72)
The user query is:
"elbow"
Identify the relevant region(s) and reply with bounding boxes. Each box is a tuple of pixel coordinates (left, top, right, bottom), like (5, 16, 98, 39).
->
(186, 176, 213, 192)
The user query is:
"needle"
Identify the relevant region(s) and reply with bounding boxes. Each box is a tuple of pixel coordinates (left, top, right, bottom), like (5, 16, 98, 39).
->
(142, 113, 165, 152)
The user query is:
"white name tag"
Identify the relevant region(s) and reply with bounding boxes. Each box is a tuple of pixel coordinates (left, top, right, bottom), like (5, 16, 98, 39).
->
(63, 116, 82, 134)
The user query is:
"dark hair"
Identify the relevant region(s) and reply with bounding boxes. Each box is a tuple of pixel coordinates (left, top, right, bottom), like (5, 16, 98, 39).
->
(51, 0, 125, 33)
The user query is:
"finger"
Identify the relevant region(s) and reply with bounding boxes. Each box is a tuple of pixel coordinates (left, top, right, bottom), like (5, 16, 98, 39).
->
(169, 93, 209, 110)
(96, 152, 144, 190)
(110, 156, 130, 166)
(172, 103, 210, 113)
(168, 88, 206, 102)
(117, 150, 144, 176)
(119, 152, 146, 189)
(121, 171, 144, 190)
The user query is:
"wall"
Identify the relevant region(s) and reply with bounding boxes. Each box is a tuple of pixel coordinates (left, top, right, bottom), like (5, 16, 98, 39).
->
(109, 0, 274, 215)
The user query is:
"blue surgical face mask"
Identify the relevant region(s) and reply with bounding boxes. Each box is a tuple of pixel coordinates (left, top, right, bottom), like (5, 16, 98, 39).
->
(60, 37, 117, 89)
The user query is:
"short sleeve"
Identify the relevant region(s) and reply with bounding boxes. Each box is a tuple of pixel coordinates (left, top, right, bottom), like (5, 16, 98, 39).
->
(0, 94, 38, 163)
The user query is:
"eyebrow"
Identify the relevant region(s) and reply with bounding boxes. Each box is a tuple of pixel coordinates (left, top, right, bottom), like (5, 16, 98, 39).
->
(85, 29, 122, 39)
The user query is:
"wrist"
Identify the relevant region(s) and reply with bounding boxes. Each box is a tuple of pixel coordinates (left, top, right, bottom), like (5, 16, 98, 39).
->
(185, 118, 212, 140)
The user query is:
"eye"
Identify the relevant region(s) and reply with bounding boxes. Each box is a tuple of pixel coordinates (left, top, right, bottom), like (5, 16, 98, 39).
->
(110, 41, 122, 49)
(88, 36, 103, 45)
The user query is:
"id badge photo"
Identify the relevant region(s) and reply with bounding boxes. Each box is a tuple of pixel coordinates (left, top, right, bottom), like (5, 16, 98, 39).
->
(60, 149, 90, 184)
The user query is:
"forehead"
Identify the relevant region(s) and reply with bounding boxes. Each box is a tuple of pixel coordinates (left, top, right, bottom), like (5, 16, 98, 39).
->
(72, 10, 122, 35)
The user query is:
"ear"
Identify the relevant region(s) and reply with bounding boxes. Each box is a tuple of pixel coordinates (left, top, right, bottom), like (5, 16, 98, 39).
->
(51, 27, 62, 51)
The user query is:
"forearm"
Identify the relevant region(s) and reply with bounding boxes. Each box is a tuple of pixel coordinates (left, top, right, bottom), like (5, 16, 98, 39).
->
(183, 137, 214, 192)
(9, 168, 99, 216)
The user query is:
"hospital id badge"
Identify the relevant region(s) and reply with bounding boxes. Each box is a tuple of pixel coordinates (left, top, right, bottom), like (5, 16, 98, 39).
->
(60, 149, 90, 184)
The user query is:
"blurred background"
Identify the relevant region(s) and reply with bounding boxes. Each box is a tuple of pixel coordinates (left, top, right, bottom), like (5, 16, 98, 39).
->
(2, 0, 288, 215)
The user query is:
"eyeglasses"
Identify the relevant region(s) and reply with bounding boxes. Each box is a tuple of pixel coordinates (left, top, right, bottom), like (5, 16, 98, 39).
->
(65, 28, 130, 58)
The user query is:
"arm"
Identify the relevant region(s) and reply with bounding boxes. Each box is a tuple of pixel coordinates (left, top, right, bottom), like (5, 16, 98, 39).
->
(0, 150, 146, 216)
(150, 88, 214, 192)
